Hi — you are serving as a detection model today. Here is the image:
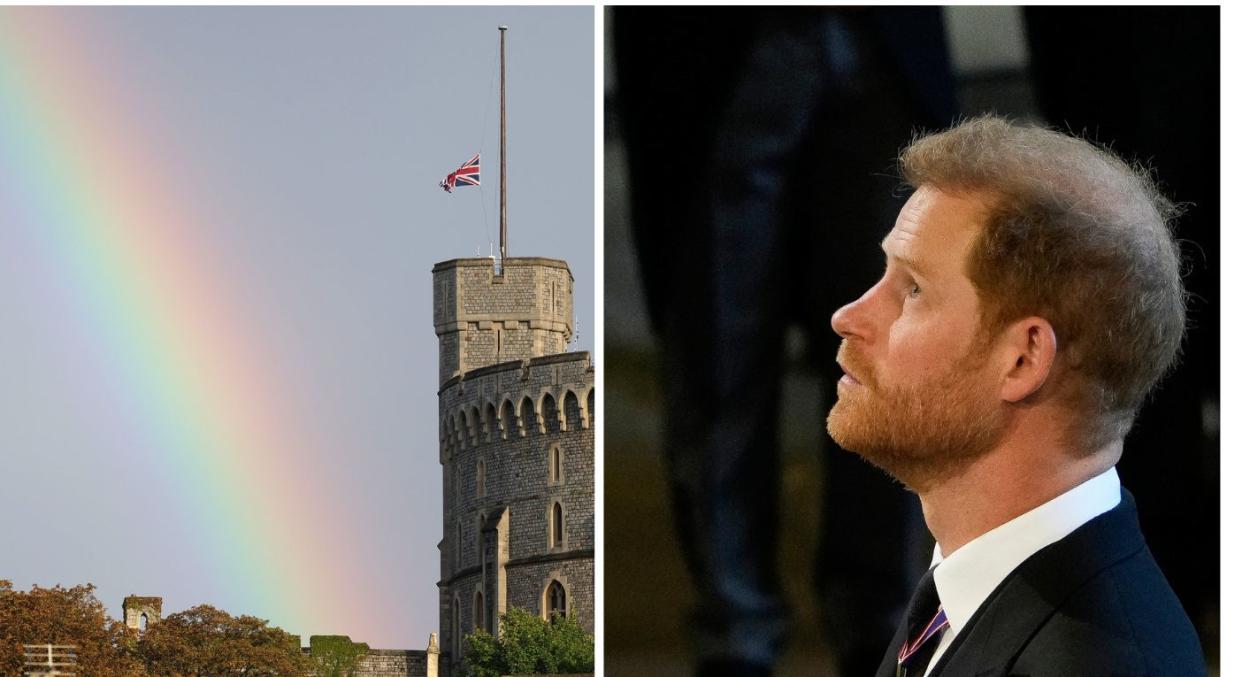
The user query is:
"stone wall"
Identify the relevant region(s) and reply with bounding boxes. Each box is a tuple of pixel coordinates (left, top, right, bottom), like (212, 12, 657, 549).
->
(301, 648, 428, 677)
(432, 258, 574, 386)
(355, 649, 427, 676)
(122, 595, 162, 630)
(504, 557, 594, 629)
(437, 352, 594, 674)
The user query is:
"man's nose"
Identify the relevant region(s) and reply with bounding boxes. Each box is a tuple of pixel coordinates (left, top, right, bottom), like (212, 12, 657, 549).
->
(831, 285, 878, 341)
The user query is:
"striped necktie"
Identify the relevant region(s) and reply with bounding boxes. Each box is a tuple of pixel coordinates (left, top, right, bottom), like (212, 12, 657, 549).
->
(896, 567, 950, 677)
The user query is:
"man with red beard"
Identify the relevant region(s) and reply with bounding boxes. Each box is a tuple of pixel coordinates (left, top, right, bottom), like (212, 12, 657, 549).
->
(827, 116, 1206, 677)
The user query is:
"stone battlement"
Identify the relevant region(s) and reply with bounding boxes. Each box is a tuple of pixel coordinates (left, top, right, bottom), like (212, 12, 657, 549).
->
(438, 351, 593, 460)
(431, 256, 573, 274)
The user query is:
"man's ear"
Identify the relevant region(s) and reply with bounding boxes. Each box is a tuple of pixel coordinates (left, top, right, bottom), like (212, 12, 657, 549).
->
(998, 317, 1057, 403)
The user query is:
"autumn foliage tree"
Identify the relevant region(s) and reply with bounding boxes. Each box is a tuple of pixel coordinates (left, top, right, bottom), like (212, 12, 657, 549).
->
(0, 579, 143, 676)
(134, 604, 310, 676)
(1, 580, 310, 676)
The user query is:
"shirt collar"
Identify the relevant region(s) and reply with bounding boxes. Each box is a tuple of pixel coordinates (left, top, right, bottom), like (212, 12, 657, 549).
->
(928, 467, 1122, 634)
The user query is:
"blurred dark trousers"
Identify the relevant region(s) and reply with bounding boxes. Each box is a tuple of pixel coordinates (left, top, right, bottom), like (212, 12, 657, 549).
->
(616, 8, 954, 672)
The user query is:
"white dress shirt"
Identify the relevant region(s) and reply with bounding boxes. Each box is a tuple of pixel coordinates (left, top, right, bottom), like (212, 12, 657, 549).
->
(922, 467, 1122, 673)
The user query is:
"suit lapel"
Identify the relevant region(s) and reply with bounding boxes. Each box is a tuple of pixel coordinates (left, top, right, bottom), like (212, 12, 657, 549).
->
(876, 622, 905, 677)
(925, 490, 1146, 677)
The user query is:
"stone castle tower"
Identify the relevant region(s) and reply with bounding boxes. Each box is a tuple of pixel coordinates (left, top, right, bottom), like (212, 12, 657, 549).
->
(122, 595, 162, 631)
(433, 257, 594, 675)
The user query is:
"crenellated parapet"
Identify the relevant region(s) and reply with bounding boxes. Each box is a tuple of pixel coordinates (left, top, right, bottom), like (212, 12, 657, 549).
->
(438, 352, 594, 461)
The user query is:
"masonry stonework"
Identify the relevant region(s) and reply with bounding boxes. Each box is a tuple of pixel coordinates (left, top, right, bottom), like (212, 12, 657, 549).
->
(122, 595, 162, 631)
(299, 645, 432, 677)
(434, 257, 594, 676)
(355, 650, 427, 676)
(433, 258, 574, 387)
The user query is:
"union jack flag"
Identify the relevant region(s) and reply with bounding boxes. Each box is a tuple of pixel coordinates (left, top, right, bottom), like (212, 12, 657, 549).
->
(439, 153, 481, 193)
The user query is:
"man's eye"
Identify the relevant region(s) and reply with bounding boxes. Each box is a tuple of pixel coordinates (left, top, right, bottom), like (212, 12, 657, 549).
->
(909, 283, 922, 298)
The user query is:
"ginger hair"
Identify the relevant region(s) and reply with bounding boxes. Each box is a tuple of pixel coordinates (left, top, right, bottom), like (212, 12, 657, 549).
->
(899, 115, 1186, 449)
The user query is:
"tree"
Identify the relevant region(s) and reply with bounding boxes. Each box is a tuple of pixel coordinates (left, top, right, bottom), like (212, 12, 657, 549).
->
(135, 604, 309, 676)
(463, 607, 593, 677)
(0, 579, 143, 676)
(308, 634, 369, 677)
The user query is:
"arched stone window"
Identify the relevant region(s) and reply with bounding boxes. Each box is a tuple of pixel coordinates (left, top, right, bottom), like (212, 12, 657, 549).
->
(485, 402, 498, 442)
(540, 392, 559, 433)
(478, 514, 487, 566)
(550, 501, 565, 551)
(520, 396, 538, 437)
(452, 596, 461, 655)
(564, 390, 582, 430)
(139, 613, 148, 631)
(544, 581, 567, 620)
(476, 459, 486, 498)
(500, 400, 516, 440)
(474, 591, 485, 631)
(549, 445, 564, 485)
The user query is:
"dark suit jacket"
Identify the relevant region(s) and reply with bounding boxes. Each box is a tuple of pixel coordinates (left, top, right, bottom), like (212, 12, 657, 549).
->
(878, 491, 1206, 677)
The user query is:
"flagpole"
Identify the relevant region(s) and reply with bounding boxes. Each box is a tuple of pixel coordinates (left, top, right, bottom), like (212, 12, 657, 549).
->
(499, 25, 508, 269)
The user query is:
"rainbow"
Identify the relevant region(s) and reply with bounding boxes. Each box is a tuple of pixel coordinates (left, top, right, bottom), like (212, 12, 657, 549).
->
(0, 9, 392, 641)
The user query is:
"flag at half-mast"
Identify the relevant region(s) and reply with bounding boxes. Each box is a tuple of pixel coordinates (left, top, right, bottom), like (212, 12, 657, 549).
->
(440, 153, 481, 193)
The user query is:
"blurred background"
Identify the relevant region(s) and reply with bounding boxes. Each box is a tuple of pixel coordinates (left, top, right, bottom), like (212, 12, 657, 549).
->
(604, 6, 1218, 676)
